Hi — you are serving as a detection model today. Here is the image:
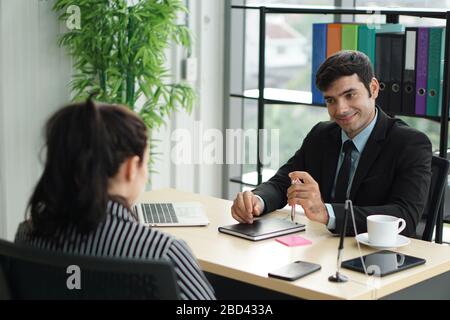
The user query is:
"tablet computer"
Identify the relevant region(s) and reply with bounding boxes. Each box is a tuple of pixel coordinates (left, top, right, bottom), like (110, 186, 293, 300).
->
(218, 218, 305, 241)
(341, 250, 426, 277)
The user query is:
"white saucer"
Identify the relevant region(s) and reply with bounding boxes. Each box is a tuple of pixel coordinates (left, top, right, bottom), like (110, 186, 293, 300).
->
(355, 233, 410, 249)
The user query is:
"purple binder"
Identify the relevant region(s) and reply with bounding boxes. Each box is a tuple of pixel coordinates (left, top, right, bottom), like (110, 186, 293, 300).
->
(415, 28, 429, 115)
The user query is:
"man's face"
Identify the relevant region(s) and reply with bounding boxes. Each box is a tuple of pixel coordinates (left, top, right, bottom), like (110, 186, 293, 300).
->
(323, 74, 379, 139)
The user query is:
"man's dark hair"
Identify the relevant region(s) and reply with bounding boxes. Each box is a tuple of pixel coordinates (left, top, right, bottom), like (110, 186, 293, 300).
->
(315, 50, 374, 97)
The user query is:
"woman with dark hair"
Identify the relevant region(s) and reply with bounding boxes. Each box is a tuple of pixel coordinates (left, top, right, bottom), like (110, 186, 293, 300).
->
(15, 98, 215, 300)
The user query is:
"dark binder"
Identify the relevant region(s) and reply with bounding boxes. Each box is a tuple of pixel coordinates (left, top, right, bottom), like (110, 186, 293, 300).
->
(375, 33, 392, 113)
(402, 27, 418, 115)
(389, 33, 405, 114)
(218, 218, 305, 241)
(415, 27, 430, 115)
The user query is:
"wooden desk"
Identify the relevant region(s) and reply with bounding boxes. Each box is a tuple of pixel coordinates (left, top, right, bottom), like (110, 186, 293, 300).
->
(139, 188, 450, 300)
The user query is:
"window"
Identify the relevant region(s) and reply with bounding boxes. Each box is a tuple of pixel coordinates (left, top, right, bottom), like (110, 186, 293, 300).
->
(276, 45, 287, 55)
(234, 1, 336, 191)
(355, 0, 450, 8)
(352, 1, 449, 152)
(357, 0, 450, 240)
(227, 1, 450, 232)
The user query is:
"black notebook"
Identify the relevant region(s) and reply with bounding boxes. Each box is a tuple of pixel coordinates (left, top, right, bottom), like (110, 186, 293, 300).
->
(218, 218, 305, 241)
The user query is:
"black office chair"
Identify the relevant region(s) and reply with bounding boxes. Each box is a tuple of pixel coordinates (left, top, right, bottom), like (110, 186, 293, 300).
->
(0, 239, 180, 299)
(416, 156, 449, 242)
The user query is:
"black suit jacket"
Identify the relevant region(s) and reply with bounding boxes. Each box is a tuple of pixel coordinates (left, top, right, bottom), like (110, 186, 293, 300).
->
(253, 108, 432, 236)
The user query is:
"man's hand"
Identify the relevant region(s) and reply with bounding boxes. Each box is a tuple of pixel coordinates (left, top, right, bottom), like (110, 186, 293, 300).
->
(231, 191, 264, 224)
(287, 171, 329, 225)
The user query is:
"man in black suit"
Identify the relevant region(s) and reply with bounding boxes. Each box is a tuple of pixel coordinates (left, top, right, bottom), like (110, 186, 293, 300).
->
(230, 50, 432, 236)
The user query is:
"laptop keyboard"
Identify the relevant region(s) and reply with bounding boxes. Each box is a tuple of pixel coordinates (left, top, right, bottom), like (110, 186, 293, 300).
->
(141, 203, 179, 224)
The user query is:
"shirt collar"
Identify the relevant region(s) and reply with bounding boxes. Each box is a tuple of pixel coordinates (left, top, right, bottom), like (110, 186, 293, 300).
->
(107, 200, 138, 222)
(341, 108, 378, 153)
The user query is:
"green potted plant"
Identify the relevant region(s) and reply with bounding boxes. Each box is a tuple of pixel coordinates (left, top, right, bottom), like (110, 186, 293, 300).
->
(53, 0, 195, 170)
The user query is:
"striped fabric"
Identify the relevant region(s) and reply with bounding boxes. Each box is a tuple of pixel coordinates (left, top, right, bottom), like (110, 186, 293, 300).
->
(15, 201, 216, 300)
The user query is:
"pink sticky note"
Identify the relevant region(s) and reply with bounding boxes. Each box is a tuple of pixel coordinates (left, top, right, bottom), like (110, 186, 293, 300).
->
(275, 235, 312, 247)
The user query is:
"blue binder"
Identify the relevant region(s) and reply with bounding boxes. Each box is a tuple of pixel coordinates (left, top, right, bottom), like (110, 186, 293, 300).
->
(312, 23, 327, 105)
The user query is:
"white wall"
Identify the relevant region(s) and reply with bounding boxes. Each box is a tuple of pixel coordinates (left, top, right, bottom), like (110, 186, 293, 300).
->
(0, 0, 72, 241)
(0, 0, 224, 240)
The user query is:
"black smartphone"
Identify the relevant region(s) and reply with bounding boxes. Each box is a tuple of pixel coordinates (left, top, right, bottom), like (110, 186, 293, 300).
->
(268, 261, 321, 281)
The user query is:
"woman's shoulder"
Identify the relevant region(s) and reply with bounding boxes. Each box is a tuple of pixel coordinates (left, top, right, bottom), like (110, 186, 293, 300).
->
(111, 214, 179, 258)
(14, 220, 33, 243)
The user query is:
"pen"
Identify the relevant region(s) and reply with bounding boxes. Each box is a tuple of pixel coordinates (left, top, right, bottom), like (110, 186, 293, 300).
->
(291, 178, 301, 222)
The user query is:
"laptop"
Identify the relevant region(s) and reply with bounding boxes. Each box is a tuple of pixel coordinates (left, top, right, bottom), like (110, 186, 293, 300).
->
(133, 202, 209, 227)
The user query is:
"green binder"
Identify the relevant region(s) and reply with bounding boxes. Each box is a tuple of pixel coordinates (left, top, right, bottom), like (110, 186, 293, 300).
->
(426, 27, 445, 116)
(377, 23, 405, 34)
(342, 24, 359, 50)
(358, 25, 376, 67)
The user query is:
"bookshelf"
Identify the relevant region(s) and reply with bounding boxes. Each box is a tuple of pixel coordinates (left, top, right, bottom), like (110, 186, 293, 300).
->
(227, 4, 450, 242)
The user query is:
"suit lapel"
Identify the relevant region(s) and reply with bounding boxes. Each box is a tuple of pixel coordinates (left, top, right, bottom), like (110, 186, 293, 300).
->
(321, 125, 341, 202)
(349, 108, 390, 200)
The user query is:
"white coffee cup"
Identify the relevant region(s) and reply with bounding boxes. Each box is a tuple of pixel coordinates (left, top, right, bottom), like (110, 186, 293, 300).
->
(367, 215, 406, 246)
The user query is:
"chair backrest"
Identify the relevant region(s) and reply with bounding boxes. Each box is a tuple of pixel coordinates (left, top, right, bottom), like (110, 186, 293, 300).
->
(0, 239, 180, 300)
(416, 156, 449, 242)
